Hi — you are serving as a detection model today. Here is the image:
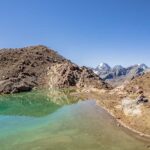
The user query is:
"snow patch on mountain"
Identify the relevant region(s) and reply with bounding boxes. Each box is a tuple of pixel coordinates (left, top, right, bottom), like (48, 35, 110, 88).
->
(96, 63, 111, 71)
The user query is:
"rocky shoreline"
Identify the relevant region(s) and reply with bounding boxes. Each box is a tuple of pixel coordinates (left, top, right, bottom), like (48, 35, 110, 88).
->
(96, 101, 150, 139)
(72, 88, 150, 139)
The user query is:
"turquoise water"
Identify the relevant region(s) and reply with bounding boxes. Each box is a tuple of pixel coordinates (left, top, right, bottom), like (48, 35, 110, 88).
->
(0, 91, 149, 150)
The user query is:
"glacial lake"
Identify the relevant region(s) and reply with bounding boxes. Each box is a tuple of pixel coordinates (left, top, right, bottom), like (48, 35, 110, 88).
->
(0, 90, 149, 150)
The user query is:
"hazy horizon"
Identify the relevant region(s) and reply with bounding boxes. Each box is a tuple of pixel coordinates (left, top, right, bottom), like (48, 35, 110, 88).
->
(0, 0, 150, 67)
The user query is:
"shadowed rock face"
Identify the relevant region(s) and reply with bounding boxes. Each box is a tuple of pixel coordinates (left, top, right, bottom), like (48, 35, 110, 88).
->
(0, 45, 110, 94)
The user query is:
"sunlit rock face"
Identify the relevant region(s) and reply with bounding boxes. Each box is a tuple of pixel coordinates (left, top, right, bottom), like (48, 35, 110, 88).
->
(47, 62, 111, 90)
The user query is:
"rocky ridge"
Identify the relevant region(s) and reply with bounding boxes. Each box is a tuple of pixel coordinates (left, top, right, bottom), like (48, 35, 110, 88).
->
(0, 45, 111, 94)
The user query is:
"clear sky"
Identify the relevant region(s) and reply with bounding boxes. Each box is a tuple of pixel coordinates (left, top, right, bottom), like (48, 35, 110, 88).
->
(0, 0, 150, 67)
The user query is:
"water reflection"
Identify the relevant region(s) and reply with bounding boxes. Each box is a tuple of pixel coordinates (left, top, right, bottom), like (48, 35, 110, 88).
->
(0, 89, 80, 117)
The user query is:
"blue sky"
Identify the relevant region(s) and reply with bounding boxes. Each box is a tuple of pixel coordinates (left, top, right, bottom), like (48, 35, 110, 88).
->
(0, 0, 150, 67)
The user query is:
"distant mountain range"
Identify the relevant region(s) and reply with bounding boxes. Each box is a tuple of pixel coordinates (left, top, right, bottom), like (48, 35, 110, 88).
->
(93, 63, 150, 86)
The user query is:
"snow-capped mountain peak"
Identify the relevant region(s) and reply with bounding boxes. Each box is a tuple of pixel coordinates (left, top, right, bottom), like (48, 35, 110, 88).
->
(93, 63, 149, 82)
(96, 63, 111, 71)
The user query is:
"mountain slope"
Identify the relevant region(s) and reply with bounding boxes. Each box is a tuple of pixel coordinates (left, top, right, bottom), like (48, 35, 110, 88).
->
(0, 45, 111, 94)
(124, 72, 150, 95)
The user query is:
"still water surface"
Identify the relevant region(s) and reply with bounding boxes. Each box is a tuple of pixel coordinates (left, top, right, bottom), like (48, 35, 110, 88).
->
(0, 91, 149, 150)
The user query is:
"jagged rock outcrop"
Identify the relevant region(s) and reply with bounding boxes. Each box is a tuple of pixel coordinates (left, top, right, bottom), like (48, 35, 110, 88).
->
(0, 45, 110, 94)
(47, 62, 111, 89)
